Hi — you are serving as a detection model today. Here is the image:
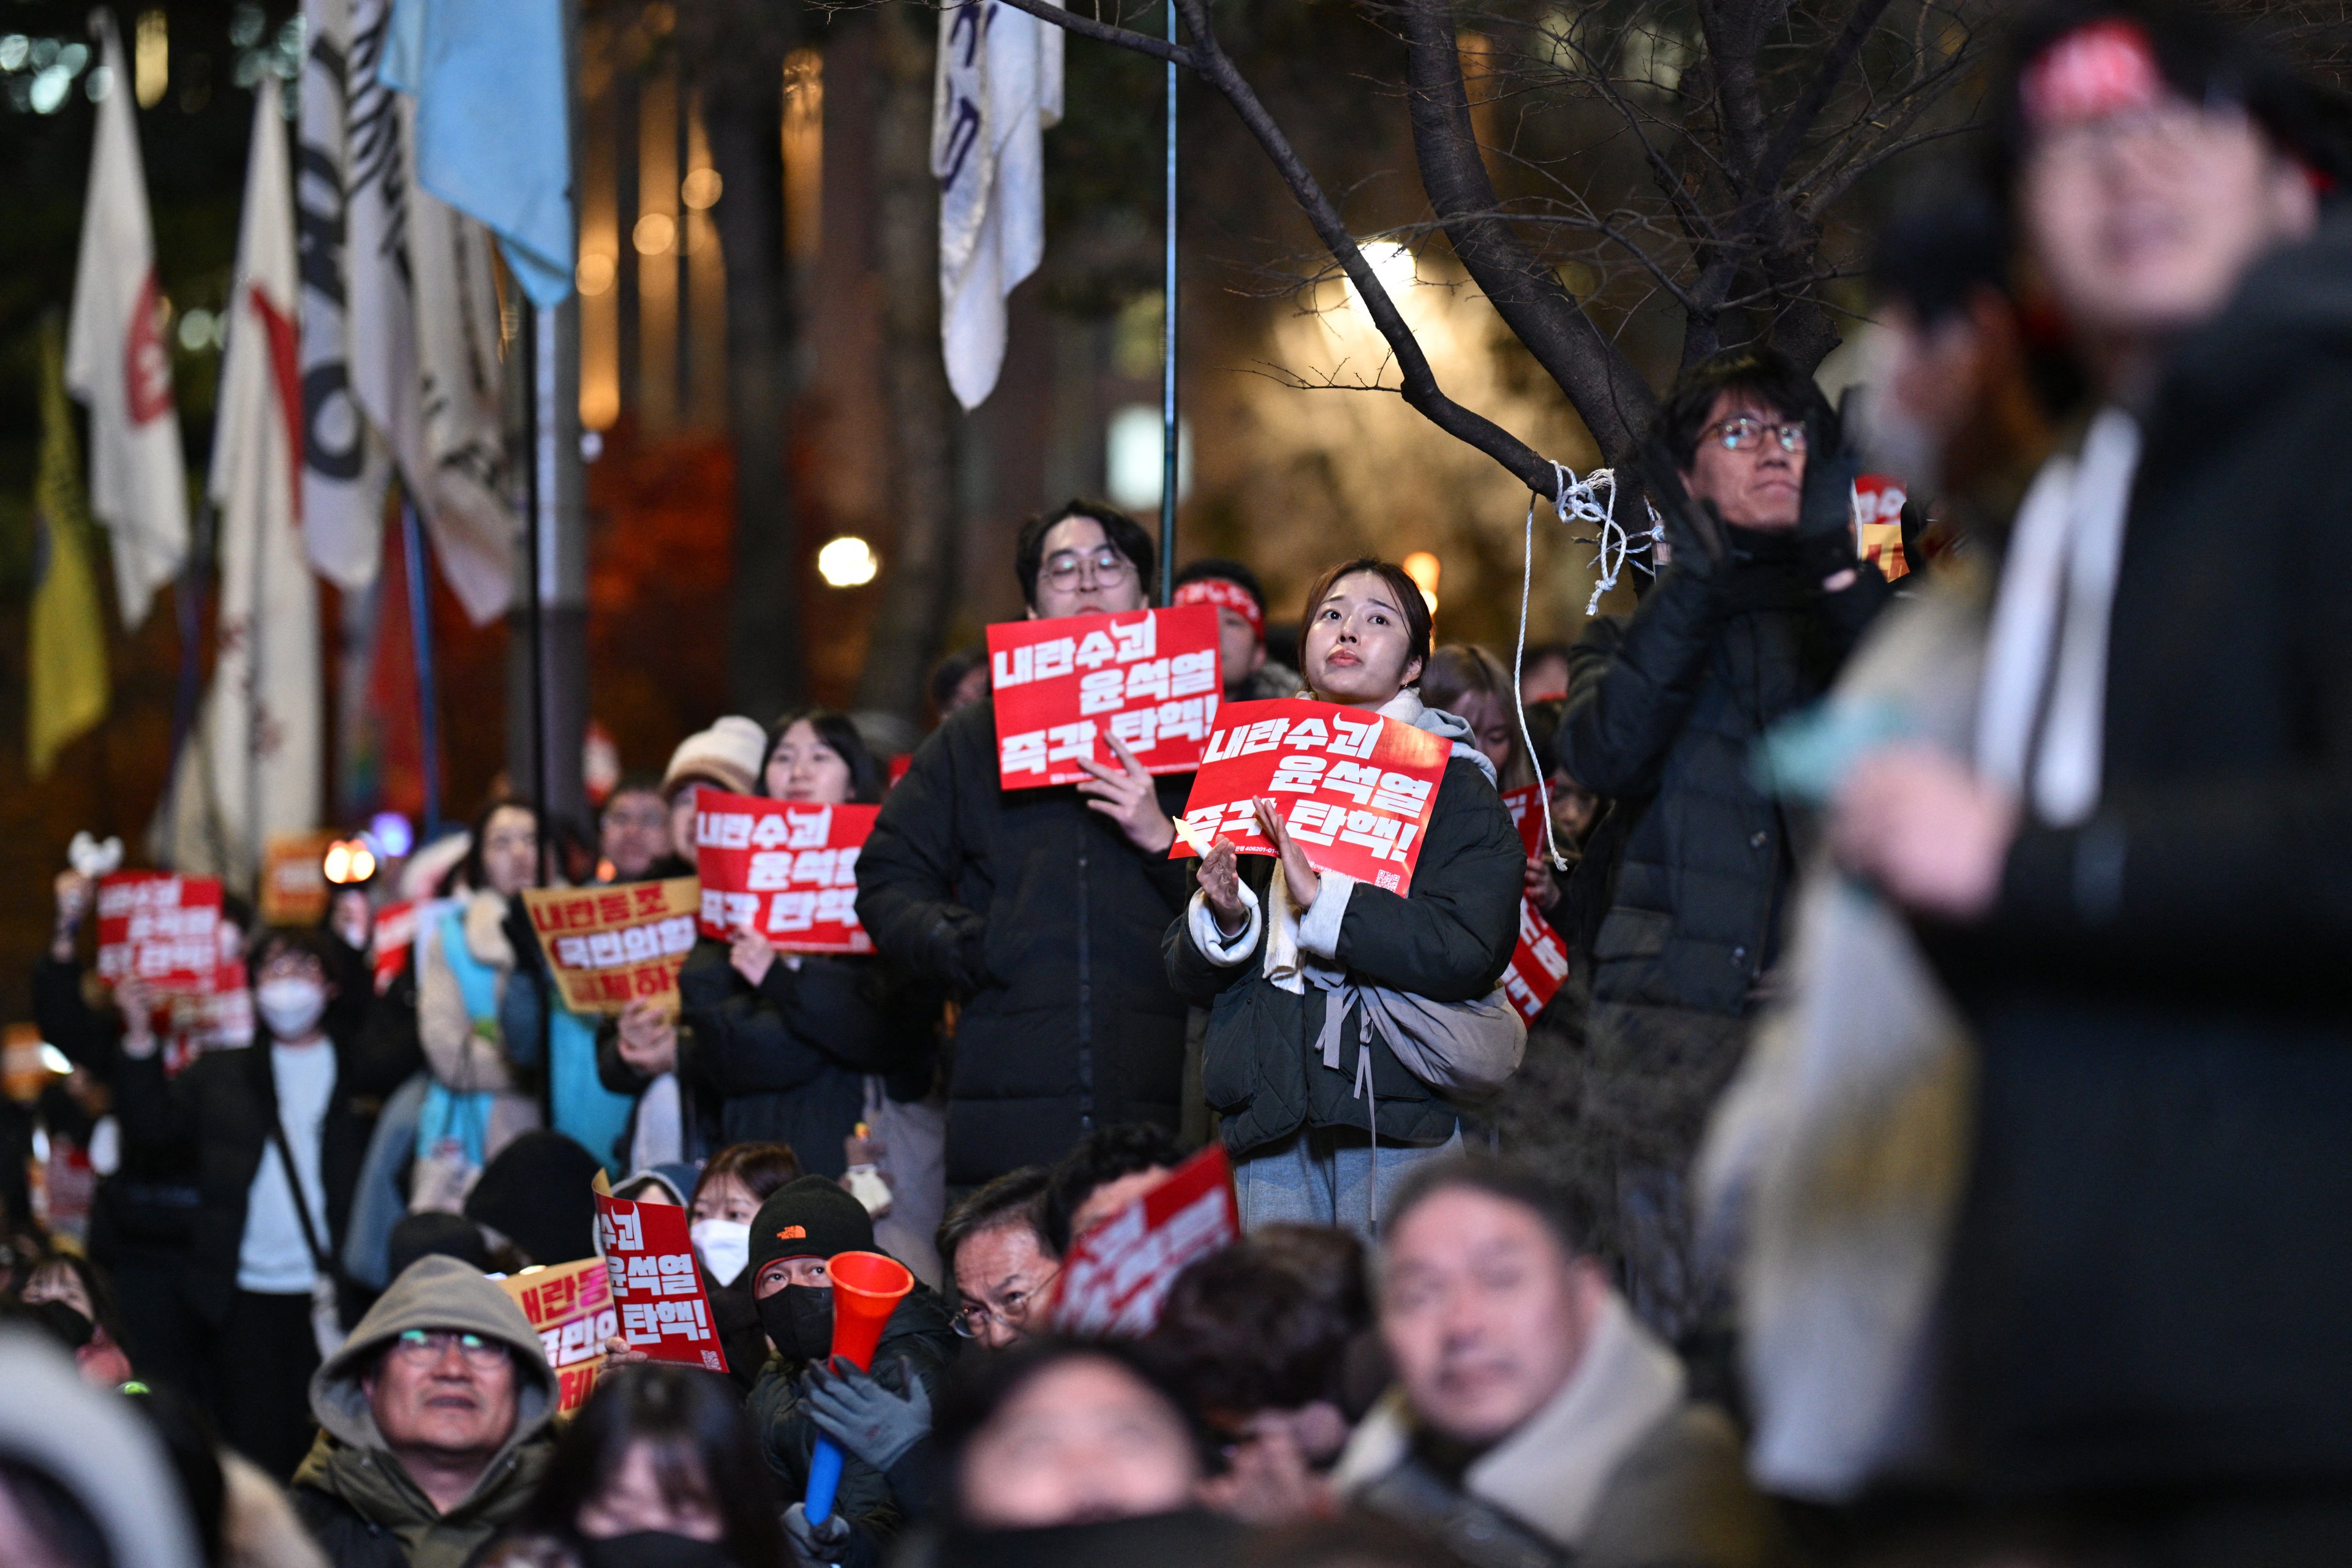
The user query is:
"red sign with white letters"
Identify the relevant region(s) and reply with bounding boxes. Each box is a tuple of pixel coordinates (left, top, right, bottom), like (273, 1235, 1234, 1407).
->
(692, 790, 876, 954)
(987, 605, 1221, 789)
(96, 873, 224, 995)
(1497, 786, 1570, 1023)
(1050, 1144, 1240, 1338)
(1171, 699, 1452, 897)
(1853, 473, 1910, 582)
(595, 1189, 728, 1374)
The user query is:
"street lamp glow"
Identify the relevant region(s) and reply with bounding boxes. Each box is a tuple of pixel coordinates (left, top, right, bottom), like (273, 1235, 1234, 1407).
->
(817, 535, 879, 588)
(1345, 241, 1418, 315)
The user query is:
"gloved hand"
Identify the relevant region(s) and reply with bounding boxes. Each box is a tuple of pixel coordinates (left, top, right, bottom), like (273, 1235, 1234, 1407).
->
(782, 1501, 853, 1566)
(1795, 391, 1866, 589)
(801, 1355, 931, 1472)
(1631, 432, 1728, 583)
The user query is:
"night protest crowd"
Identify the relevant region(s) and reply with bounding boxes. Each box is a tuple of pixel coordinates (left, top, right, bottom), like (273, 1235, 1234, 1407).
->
(8, 1, 2352, 1564)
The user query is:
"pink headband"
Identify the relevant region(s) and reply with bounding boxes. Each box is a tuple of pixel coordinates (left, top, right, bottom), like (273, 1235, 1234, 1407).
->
(2021, 19, 2165, 132)
(1174, 578, 1264, 638)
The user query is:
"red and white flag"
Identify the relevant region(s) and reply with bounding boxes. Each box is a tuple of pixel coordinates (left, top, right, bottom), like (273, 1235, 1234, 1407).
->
(167, 89, 322, 889)
(65, 12, 187, 630)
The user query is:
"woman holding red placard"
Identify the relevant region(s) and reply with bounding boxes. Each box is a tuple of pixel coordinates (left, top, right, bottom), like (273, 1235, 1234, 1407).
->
(1169, 560, 1525, 1237)
(672, 712, 940, 1199)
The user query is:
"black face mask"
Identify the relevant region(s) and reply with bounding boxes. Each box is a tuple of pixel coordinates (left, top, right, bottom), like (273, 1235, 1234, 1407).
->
(578, 1532, 733, 1568)
(755, 1281, 835, 1364)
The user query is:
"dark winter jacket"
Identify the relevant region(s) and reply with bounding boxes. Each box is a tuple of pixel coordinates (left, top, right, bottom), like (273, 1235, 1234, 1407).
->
(748, 1278, 959, 1545)
(1930, 216, 2352, 1495)
(110, 1032, 388, 1325)
(676, 939, 935, 1178)
(856, 698, 1193, 1184)
(1559, 537, 1882, 1019)
(1166, 750, 1521, 1156)
(34, 955, 203, 1253)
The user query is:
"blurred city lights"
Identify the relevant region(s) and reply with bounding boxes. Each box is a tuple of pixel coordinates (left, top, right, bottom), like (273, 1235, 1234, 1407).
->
(577, 251, 616, 295)
(38, 1043, 71, 1076)
(134, 10, 166, 107)
(323, 837, 377, 885)
(1344, 241, 1419, 315)
(816, 536, 880, 588)
(1106, 405, 1193, 513)
(633, 213, 676, 255)
(369, 812, 415, 858)
(681, 167, 722, 209)
(1402, 551, 1441, 616)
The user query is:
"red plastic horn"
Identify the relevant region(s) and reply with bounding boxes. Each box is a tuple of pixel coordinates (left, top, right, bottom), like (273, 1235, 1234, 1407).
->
(824, 1251, 914, 1370)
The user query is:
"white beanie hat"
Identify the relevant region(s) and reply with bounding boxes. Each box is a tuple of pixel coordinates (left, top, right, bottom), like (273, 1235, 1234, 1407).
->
(662, 715, 767, 799)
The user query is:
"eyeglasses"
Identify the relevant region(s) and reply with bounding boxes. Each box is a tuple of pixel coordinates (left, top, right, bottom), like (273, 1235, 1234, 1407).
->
(390, 1329, 510, 1368)
(1042, 548, 1134, 589)
(1708, 416, 1807, 455)
(951, 1268, 1061, 1339)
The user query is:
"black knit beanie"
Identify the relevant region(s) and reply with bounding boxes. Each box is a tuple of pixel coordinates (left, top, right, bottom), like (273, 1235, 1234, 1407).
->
(747, 1175, 876, 1281)
(464, 1130, 602, 1265)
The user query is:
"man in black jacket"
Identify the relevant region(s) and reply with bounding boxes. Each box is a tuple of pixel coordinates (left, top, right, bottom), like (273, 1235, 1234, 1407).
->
(1558, 349, 1886, 1335)
(857, 501, 1193, 1186)
(1831, 2, 2352, 1551)
(113, 926, 384, 1477)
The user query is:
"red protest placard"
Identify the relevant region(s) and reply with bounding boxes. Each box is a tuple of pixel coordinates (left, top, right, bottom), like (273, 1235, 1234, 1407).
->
(1501, 897, 1571, 1023)
(1172, 699, 1452, 897)
(1853, 473, 1910, 583)
(595, 1189, 729, 1373)
(502, 1257, 614, 1416)
(371, 900, 419, 995)
(1502, 784, 1546, 858)
(987, 605, 1221, 789)
(692, 791, 876, 953)
(1050, 1144, 1240, 1338)
(521, 879, 701, 1016)
(96, 873, 224, 995)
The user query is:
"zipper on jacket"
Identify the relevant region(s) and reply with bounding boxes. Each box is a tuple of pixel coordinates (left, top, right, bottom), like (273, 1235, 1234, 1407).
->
(1076, 842, 1093, 1131)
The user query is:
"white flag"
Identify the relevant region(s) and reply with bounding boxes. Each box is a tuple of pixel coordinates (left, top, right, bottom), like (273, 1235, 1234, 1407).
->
(933, 0, 1063, 410)
(297, 0, 395, 592)
(65, 12, 189, 628)
(170, 89, 323, 891)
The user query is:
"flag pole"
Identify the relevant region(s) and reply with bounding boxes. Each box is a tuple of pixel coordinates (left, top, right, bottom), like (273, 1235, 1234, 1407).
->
(401, 500, 443, 842)
(1157, 0, 1178, 606)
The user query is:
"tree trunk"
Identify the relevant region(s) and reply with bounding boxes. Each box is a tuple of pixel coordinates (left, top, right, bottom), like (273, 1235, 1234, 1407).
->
(854, 4, 963, 723)
(695, 10, 805, 720)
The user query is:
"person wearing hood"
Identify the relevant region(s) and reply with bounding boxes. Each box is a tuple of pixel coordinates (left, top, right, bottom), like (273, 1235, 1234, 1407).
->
(741, 1177, 956, 1565)
(1170, 559, 1523, 1237)
(0, 1326, 208, 1568)
(110, 927, 400, 1479)
(290, 1254, 560, 1568)
(1554, 348, 1889, 1338)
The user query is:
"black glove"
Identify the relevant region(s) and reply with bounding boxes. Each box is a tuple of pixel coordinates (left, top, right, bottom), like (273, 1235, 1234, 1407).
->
(1795, 392, 1864, 589)
(782, 1501, 853, 1566)
(802, 1355, 931, 1472)
(1631, 432, 1728, 582)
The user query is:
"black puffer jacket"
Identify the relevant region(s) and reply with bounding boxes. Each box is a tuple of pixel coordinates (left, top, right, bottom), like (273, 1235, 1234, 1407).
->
(1559, 535, 1883, 1017)
(1166, 753, 1521, 1156)
(856, 699, 1193, 1184)
(676, 940, 936, 1178)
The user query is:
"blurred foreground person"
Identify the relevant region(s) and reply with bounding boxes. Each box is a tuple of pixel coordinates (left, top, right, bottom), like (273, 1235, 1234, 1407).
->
(479, 1364, 788, 1568)
(1335, 1160, 1786, 1568)
(1826, 1, 2352, 1555)
(0, 1327, 205, 1568)
(938, 1169, 1060, 1351)
(895, 1338, 1241, 1568)
(1175, 560, 1521, 1235)
(859, 502, 1194, 1186)
(1559, 349, 1888, 1338)
(293, 1256, 560, 1568)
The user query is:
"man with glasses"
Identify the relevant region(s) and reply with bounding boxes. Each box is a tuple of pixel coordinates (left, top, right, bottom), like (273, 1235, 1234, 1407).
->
(860, 501, 1196, 1187)
(1555, 349, 1887, 1339)
(293, 1254, 560, 1567)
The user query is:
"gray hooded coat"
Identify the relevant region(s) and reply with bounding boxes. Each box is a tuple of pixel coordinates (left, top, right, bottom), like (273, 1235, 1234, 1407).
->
(290, 1255, 560, 1568)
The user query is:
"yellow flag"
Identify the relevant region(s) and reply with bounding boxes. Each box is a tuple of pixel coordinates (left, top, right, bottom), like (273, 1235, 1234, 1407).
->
(29, 320, 110, 778)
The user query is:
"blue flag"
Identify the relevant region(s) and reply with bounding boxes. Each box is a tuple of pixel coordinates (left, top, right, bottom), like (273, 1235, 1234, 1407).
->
(381, 0, 574, 307)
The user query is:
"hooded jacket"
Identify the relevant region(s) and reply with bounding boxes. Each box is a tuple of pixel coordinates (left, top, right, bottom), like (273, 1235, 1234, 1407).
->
(1165, 693, 1523, 1156)
(855, 698, 1194, 1185)
(291, 1256, 560, 1568)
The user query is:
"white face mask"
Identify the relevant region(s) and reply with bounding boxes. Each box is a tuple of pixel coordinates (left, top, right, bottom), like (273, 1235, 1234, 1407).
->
(690, 1218, 752, 1287)
(256, 978, 328, 1041)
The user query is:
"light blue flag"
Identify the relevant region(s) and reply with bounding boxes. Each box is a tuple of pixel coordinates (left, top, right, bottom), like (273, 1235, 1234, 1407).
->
(380, 0, 574, 307)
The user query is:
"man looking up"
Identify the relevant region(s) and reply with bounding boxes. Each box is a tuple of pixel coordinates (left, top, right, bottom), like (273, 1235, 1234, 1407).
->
(859, 501, 1194, 1186)
(1829, 2, 2352, 1544)
(1174, 557, 1298, 701)
(1556, 349, 1887, 1338)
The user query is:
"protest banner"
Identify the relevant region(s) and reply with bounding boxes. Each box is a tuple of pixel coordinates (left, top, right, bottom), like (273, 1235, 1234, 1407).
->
(371, 900, 420, 995)
(1854, 473, 1910, 583)
(520, 878, 700, 1016)
(595, 1182, 728, 1373)
(502, 1257, 614, 1415)
(987, 605, 1221, 789)
(1050, 1144, 1240, 1338)
(693, 791, 876, 953)
(1502, 783, 1547, 858)
(96, 873, 223, 994)
(258, 831, 337, 925)
(1172, 699, 1452, 896)
(1496, 786, 1571, 1023)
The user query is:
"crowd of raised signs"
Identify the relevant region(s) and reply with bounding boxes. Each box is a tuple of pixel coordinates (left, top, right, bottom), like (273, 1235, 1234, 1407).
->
(7, 2, 2352, 1562)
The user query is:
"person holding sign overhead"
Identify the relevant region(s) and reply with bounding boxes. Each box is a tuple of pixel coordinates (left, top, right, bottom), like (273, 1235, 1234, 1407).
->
(1170, 560, 1523, 1236)
(857, 502, 1197, 1187)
